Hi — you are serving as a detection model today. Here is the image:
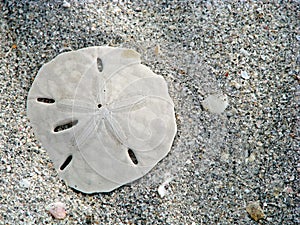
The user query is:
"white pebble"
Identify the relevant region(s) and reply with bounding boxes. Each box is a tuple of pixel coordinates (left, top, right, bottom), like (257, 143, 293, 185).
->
(230, 80, 241, 89)
(240, 48, 250, 56)
(46, 202, 67, 220)
(154, 44, 161, 56)
(244, 188, 251, 193)
(168, 25, 176, 30)
(221, 153, 230, 161)
(62, 1, 71, 8)
(158, 177, 173, 198)
(19, 178, 31, 188)
(241, 70, 250, 79)
(6, 165, 12, 172)
(158, 184, 167, 198)
(257, 141, 263, 147)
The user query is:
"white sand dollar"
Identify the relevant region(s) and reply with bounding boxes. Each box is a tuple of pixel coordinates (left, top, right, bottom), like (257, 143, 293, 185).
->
(27, 46, 177, 193)
(202, 94, 228, 114)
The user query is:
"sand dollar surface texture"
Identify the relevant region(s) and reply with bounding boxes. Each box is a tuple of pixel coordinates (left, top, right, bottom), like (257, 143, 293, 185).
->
(27, 46, 177, 193)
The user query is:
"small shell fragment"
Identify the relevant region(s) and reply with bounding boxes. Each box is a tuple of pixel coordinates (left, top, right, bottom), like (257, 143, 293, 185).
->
(154, 44, 161, 56)
(240, 48, 250, 56)
(246, 201, 265, 221)
(241, 70, 250, 79)
(168, 25, 176, 30)
(158, 184, 167, 198)
(230, 80, 241, 89)
(46, 202, 67, 220)
(19, 178, 31, 188)
(62, 1, 71, 8)
(158, 177, 173, 198)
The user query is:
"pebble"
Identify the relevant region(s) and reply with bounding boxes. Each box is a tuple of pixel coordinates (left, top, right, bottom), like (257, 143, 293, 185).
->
(255, 120, 263, 128)
(221, 153, 230, 161)
(240, 48, 250, 56)
(62, 1, 71, 8)
(46, 202, 67, 220)
(168, 25, 176, 30)
(230, 80, 241, 89)
(19, 178, 30, 188)
(6, 165, 12, 172)
(256, 141, 263, 147)
(157, 184, 167, 198)
(241, 71, 250, 80)
(158, 177, 173, 198)
(154, 44, 161, 56)
(244, 189, 251, 194)
(284, 186, 293, 194)
(247, 153, 256, 162)
(246, 201, 265, 221)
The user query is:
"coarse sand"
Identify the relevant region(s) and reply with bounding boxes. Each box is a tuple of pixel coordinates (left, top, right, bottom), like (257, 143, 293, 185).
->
(1, 1, 299, 224)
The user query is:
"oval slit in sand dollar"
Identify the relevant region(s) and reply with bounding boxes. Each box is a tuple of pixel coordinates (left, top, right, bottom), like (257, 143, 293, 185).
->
(54, 120, 78, 133)
(128, 149, 138, 165)
(27, 46, 177, 193)
(37, 97, 55, 104)
(60, 155, 73, 171)
(97, 57, 103, 72)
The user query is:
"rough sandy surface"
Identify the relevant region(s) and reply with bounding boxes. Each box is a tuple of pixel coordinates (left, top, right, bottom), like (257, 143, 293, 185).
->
(1, 0, 299, 224)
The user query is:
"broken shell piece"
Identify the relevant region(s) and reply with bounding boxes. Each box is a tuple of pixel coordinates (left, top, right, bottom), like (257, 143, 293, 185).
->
(240, 48, 250, 56)
(46, 202, 67, 220)
(201, 94, 228, 114)
(246, 201, 265, 221)
(19, 178, 31, 188)
(158, 177, 173, 198)
(241, 70, 250, 79)
(230, 80, 241, 89)
(62, 1, 71, 8)
(154, 44, 161, 56)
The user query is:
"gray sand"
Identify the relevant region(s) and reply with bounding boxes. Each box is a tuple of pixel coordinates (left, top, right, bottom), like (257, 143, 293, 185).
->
(0, 0, 299, 224)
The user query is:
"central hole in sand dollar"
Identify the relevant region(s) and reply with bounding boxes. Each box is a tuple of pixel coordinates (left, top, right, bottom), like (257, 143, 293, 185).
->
(97, 103, 102, 108)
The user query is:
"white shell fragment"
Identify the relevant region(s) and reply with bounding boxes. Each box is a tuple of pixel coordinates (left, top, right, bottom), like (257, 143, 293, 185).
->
(27, 46, 177, 193)
(46, 202, 67, 220)
(202, 94, 228, 114)
(19, 178, 31, 188)
(158, 177, 173, 198)
(240, 48, 250, 56)
(62, 1, 71, 8)
(241, 70, 250, 79)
